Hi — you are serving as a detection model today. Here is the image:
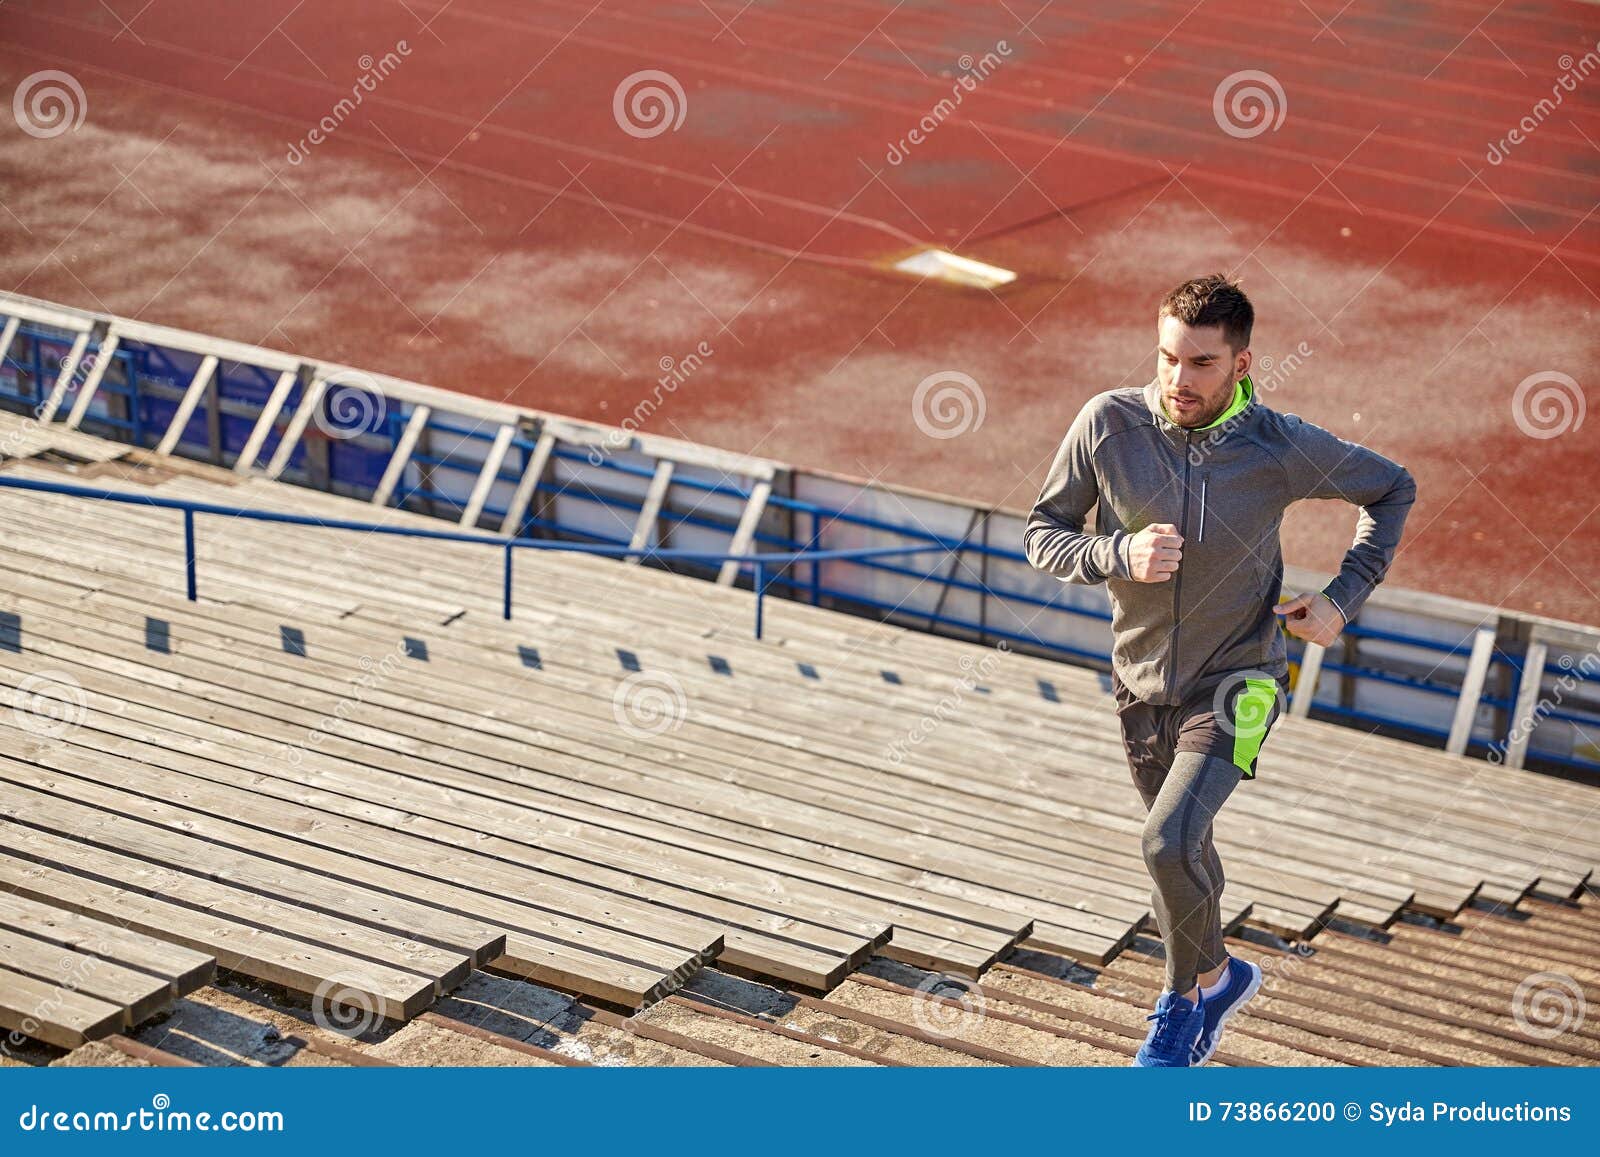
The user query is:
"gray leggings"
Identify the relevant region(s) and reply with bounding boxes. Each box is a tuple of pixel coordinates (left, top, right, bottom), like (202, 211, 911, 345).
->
(1131, 749, 1243, 995)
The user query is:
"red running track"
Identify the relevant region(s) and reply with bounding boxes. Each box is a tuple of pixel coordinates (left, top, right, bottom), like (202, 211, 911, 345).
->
(0, 0, 1596, 621)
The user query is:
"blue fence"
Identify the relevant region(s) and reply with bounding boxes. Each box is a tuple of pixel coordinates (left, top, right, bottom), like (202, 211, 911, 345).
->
(2, 310, 1595, 776)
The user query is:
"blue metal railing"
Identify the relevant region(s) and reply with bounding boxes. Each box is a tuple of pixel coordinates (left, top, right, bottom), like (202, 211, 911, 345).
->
(0, 476, 955, 642)
(5, 311, 1597, 776)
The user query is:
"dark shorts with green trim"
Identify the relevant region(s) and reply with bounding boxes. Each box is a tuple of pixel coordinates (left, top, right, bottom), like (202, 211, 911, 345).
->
(1111, 668, 1290, 785)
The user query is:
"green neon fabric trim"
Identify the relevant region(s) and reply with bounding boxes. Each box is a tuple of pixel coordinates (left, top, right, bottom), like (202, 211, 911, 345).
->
(1196, 375, 1252, 430)
(1231, 676, 1278, 778)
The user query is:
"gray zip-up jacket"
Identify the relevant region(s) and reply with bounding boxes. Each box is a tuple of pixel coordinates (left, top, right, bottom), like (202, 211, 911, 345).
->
(1025, 375, 1416, 706)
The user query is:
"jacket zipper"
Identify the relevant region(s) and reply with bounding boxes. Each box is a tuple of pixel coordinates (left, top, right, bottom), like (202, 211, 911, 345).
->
(1198, 473, 1208, 543)
(1166, 431, 1192, 704)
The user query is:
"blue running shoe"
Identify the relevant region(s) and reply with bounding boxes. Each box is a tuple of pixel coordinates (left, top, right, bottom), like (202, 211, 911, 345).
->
(1189, 955, 1263, 1066)
(1129, 988, 1206, 1067)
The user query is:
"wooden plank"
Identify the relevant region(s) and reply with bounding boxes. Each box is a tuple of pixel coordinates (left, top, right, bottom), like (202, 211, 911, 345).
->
(792, 991, 1039, 1066)
(0, 292, 96, 334)
(1506, 639, 1547, 771)
(581, 1002, 767, 1066)
(263, 376, 328, 479)
(64, 333, 120, 429)
(0, 579, 1030, 947)
(371, 405, 430, 507)
(3, 707, 722, 967)
(0, 316, 21, 369)
(1447, 626, 1497, 756)
(0, 614, 1024, 979)
(34, 331, 89, 424)
(233, 370, 298, 473)
(12, 467, 1587, 947)
(0, 766, 509, 968)
(0, 602, 867, 981)
(501, 429, 554, 538)
(0, 925, 174, 1027)
(101, 1034, 201, 1067)
(717, 477, 772, 586)
(1290, 642, 1325, 717)
(626, 459, 674, 562)
(666, 993, 906, 1065)
(102, 316, 300, 374)
(0, 964, 124, 1048)
(418, 1011, 590, 1067)
(0, 838, 447, 1021)
(0, 515, 1548, 921)
(154, 354, 218, 457)
(0, 890, 215, 994)
(0, 579, 1068, 966)
(0, 742, 704, 1006)
(459, 423, 515, 529)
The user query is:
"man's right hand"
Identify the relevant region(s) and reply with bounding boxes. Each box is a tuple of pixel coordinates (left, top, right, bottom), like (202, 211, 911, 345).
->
(1127, 522, 1183, 582)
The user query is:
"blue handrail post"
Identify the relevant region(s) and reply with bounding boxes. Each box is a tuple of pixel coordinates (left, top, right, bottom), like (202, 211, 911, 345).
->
(183, 508, 197, 602)
(503, 541, 513, 620)
(754, 560, 765, 641)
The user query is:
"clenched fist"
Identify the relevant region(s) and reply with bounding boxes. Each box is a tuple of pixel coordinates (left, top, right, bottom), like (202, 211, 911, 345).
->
(1273, 590, 1346, 647)
(1127, 522, 1183, 582)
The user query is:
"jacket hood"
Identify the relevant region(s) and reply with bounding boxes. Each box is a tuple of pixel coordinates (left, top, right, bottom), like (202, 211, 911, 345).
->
(1143, 374, 1260, 443)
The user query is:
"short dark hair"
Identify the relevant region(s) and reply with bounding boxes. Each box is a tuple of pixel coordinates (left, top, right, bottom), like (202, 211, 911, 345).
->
(1159, 273, 1253, 352)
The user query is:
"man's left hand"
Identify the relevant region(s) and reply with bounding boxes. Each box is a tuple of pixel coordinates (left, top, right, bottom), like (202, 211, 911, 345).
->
(1273, 591, 1346, 647)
